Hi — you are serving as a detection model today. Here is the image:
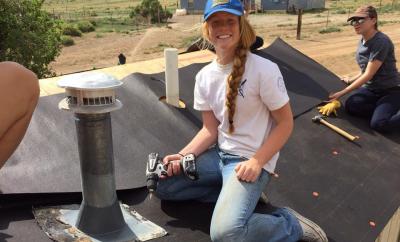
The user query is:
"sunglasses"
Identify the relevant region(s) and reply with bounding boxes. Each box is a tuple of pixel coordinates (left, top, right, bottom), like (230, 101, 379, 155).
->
(349, 17, 369, 26)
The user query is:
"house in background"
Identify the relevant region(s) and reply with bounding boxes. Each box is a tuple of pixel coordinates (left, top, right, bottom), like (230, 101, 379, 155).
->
(261, 0, 325, 11)
(179, 0, 206, 14)
(179, 0, 324, 14)
(180, 0, 256, 14)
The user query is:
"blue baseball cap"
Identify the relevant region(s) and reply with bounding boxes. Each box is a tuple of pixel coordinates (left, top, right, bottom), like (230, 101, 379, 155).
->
(204, 0, 244, 21)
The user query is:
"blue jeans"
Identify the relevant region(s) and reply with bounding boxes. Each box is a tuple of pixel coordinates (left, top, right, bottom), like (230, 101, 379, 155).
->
(156, 147, 302, 242)
(345, 87, 400, 132)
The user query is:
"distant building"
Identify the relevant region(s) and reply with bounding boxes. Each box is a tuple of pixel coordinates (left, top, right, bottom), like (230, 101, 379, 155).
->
(179, 0, 324, 14)
(179, 0, 207, 14)
(180, 0, 256, 14)
(261, 0, 325, 11)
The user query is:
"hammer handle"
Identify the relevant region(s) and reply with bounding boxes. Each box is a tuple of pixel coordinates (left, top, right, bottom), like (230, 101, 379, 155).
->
(319, 119, 357, 141)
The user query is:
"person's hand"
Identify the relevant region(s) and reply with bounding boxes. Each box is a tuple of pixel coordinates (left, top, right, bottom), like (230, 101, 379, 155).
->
(329, 90, 346, 101)
(341, 76, 353, 85)
(317, 100, 341, 116)
(234, 158, 263, 183)
(162, 154, 183, 177)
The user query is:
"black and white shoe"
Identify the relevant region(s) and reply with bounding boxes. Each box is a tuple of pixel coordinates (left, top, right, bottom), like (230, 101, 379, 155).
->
(259, 192, 269, 204)
(285, 207, 328, 242)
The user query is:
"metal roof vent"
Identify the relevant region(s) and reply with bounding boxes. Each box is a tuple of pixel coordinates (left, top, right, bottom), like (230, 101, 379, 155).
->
(57, 72, 150, 241)
(58, 72, 122, 113)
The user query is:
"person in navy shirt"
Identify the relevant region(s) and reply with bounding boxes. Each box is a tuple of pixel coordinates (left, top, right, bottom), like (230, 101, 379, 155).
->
(329, 5, 400, 132)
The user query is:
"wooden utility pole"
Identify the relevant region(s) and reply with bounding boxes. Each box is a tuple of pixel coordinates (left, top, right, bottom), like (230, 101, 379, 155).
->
(326, 9, 330, 28)
(296, 9, 303, 40)
(158, 6, 161, 25)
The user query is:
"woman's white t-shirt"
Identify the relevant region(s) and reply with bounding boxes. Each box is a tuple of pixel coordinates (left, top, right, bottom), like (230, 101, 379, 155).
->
(193, 52, 289, 173)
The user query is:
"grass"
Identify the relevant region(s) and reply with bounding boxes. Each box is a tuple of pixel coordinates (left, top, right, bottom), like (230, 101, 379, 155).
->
(181, 35, 200, 47)
(277, 23, 295, 27)
(379, 2, 400, 13)
(319, 26, 342, 34)
(328, 0, 398, 11)
(42, 0, 400, 35)
(43, 0, 157, 34)
(379, 19, 400, 25)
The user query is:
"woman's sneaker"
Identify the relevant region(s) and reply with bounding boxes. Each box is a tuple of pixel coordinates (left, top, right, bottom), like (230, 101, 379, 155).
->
(259, 192, 269, 204)
(285, 207, 328, 242)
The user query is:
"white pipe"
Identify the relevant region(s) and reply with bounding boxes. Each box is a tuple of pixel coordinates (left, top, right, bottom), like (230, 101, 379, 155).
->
(164, 48, 180, 107)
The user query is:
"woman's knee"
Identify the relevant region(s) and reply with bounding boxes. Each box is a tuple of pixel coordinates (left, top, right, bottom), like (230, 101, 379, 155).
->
(1, 62, 39, 104)
(370, 119, 390, 133)
(154, 176, 191, 200)
(210, 209, 247, 242)
(210, 222, 244, 242)
(154, 180, 177, 200)
(17, 64, 40, 102)
(344, 95, 361, 114)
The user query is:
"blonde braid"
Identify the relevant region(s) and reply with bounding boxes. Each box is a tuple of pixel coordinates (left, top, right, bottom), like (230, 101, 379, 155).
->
(201, 16, 256, 134)
(226, 47, 247, 133)
(226, 16, 256, 133)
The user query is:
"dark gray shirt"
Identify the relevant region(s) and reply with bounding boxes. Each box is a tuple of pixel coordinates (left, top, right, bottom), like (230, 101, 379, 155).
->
(356, 31, 400, 90)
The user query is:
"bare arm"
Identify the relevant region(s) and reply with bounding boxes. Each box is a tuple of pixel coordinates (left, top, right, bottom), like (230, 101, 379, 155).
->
(235, 102, 293, 182)
(342, 71, 362, 84)
(164, 110, 219, 176)
(330, 60, 383, 100)
(179, 110, 219, 156)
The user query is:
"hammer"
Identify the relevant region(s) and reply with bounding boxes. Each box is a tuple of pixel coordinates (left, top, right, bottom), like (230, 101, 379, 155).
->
(312, 115, 358, 141)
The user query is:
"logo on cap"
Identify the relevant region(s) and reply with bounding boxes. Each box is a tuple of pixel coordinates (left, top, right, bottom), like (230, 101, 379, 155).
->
(212, 0, 229, 7)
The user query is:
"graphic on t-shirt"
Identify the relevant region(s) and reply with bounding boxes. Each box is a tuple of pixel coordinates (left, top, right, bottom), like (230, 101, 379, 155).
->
(238, 79, 247, 98)
(277, 76, 286, 93)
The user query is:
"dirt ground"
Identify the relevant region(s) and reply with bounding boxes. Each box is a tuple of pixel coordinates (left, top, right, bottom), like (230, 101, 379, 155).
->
(49, 12, 400, 78)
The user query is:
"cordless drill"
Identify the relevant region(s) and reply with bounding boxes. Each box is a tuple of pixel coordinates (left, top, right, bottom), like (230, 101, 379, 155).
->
(146, 153, 199, 194)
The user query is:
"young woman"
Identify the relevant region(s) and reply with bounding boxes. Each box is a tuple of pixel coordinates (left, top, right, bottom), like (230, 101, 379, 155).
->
(329, 5, 400, 132)
(156, 0, 328, 241)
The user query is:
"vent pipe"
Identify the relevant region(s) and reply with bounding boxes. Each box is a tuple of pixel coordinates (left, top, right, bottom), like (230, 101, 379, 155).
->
(164, 48, 180, 107)
(58, 72, 133, 240)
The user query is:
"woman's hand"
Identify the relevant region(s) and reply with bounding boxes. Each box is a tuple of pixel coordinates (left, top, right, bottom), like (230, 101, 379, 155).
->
(234, 158, 263, 183)
(341, 76, 353, 85)
(329, 89, 346, 101)
(163, 154, 183, 177)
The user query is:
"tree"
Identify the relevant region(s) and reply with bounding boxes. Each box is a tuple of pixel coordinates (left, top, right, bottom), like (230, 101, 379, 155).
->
(130, 0, 172, 24)
(0, 0, 62, 78)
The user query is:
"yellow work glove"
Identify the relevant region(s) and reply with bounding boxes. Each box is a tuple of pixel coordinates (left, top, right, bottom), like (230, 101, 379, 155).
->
(317, 100, 341, 116)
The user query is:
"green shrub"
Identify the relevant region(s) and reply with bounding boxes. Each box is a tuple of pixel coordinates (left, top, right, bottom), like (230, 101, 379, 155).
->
(61, 35, 74, 46)
(319, 26, 342, 34)
(335, 9, 346, 14)
(77, 21, 95, 33)
(89, 20, 97, 26)
(379, 20, 400, 26)
(277, 23, 295, 27)
(379, 3, 400, 13)
(130, 0, 172, 24)
(63, 25, 82, 36)
(0, 0, 62, 78)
